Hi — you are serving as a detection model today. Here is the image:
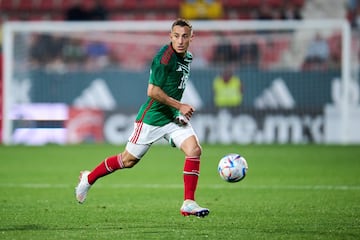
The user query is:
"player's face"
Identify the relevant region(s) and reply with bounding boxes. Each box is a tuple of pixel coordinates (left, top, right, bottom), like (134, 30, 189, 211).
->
(170, 25, 193, 56)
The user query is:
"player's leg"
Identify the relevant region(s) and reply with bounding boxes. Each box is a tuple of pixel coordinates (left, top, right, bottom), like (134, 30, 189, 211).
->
(169, 127, 210, 217)
(87, 149, 141, 185)
(180, 135, 202, 201)
(75, 153, 125, 202)
(75, 143, 150, 204)
(179, 135, 209, 217)
(76, 121, 156, 204)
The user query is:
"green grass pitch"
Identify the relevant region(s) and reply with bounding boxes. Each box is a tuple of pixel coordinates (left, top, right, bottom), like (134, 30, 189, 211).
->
(0, 144, 359, 239)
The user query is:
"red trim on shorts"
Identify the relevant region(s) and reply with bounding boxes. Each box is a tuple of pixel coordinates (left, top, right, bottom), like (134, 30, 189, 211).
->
(130, 122, 143, 143)
(131, 96, 155, 144)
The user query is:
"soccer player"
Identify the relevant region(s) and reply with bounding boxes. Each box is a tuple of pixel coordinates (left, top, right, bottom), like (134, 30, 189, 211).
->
(75, 18, 210, 218)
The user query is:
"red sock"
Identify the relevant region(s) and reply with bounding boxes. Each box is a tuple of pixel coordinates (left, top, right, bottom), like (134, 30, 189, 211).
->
(88, 154, 124, 185)
(183, 156, 200, 201)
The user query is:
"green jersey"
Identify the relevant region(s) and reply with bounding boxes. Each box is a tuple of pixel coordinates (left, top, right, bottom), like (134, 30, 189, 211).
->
(135, 44, 193, 126)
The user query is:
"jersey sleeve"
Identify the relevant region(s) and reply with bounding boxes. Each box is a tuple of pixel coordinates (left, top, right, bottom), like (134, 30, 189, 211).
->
(149, 44, 177, 87)
(149, 57, 168, 87)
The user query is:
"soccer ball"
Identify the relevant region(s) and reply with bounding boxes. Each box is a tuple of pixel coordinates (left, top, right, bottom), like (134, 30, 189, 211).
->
(218, 153, 248, 183)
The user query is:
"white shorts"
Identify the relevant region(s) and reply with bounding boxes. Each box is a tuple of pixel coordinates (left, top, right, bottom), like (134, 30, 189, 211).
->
(126, 121, 196, 159)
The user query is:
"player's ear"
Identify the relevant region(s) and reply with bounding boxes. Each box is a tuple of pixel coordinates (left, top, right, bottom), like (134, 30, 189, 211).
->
(190, 33, 194, 42)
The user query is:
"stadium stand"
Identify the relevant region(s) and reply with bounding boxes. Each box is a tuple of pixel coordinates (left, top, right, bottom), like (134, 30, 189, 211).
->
(0, 0, 305, 22)
(1, 0, 355, 71)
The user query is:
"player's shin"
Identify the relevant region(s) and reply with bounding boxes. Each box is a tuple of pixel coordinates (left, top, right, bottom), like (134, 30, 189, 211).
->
(183, 156, 200, 201)
(88, 154, 124, 184)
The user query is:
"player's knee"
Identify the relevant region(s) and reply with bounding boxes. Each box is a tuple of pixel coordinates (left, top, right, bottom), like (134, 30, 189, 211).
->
(184, 143, 202, 157)
(181, 136, 202, 157)
(192, 145, 202, 157)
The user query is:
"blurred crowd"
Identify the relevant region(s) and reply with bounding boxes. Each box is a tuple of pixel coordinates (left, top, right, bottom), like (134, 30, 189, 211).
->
(1, 0, 360, 72)
(28, 33, 120, 72)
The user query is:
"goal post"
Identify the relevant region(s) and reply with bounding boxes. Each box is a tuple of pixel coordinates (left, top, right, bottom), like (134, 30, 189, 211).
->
(2, 19, 357, 145)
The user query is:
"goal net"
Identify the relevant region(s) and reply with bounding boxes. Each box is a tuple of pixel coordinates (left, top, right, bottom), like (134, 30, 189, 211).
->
(2, 19, 358, 145)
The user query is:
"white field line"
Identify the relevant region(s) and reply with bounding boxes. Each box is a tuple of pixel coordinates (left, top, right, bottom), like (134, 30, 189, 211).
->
(0, 183, 360, 191)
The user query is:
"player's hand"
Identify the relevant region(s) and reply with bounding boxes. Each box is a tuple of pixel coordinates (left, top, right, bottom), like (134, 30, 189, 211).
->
(179, 104, 194, 120)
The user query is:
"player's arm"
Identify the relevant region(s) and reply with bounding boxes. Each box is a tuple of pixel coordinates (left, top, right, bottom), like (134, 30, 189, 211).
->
(147, 83, 194, 119)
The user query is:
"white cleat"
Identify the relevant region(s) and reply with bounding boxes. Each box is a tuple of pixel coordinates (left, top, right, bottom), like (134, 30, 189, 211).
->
(180, 200, 210, 218)
(75, 171, 91, 204)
